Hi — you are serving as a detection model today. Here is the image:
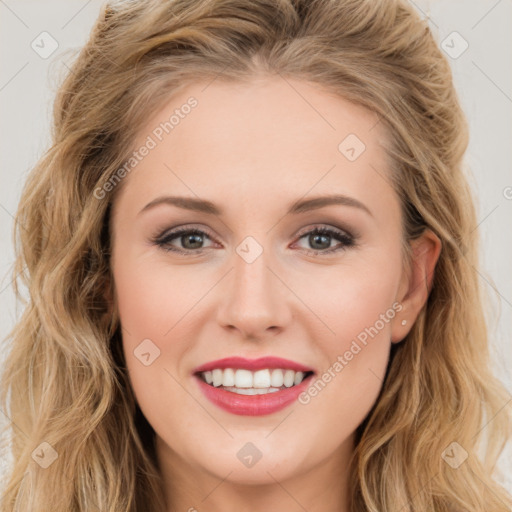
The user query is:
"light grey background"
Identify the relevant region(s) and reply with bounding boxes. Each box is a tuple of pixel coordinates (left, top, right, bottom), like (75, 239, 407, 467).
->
(0, 0, 511, 494)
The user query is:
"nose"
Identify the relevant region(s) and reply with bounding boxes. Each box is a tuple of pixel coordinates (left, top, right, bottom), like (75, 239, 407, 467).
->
(216, 242, 292, 340)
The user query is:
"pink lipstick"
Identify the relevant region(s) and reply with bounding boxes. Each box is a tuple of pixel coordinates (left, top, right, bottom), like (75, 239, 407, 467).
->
(193, 356, 315, 416)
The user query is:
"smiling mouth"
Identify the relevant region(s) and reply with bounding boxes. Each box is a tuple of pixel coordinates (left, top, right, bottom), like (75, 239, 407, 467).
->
(196, 368, 315, 395)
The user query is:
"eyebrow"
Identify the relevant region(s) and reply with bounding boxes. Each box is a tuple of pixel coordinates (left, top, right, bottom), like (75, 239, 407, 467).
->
(138, 193, 373, 217)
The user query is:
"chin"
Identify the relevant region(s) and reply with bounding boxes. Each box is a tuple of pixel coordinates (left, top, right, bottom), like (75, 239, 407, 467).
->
(188, 440, 306, 484)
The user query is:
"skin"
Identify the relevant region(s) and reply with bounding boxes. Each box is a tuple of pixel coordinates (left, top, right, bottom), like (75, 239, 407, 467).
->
(109, 75, 441, 512)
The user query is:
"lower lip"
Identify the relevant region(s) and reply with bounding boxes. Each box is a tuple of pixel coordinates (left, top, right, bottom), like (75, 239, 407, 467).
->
(194, 373, 314, 416)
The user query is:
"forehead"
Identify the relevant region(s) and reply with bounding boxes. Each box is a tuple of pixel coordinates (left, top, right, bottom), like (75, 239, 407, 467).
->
(113, 76, 397, 222)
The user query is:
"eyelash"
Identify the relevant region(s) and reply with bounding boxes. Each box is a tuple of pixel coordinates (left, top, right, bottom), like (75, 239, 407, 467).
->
(152, 224, 357, 256)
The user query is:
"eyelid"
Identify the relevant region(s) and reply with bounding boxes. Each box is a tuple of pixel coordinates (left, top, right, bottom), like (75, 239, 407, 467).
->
(291, 225, 357, 255)
(153, 221, 356, 242)
(151, 221, 358, 256)
(293, 223, 354, 240)
(152, 223, 217, 242)
(152, 225, 218, 249)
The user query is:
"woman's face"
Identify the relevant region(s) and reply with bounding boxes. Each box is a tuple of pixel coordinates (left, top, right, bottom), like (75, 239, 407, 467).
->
(109, 76, 438, 491)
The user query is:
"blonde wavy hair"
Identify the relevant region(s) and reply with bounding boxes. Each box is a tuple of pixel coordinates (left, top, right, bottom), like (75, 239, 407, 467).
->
(1, 0, 511, 510)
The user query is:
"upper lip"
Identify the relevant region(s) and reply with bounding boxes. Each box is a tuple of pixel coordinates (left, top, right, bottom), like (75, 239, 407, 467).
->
(193, 356, 315, 374)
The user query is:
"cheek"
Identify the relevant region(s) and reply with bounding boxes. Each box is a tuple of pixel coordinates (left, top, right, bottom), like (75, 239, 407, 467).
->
(293, 293, 395, 457)
(294, 252, 401, 414)
(112, 257, 203, 441)
(297, 251, 401, 349)
(112, 252, 208, 339)
(112, 254, 216, 397)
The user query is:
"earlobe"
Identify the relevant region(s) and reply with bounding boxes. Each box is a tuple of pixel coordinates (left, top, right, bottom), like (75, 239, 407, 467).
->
(391, 229, 442, 344)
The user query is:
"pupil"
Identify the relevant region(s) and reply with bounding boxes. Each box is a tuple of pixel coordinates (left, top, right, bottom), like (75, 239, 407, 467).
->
(183, 233, 203, 249)
(310, 233, 330, 250)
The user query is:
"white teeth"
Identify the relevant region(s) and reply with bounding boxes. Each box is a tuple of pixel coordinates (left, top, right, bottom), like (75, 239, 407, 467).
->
(223, 368, 235, 387)
(283, 369, 295, 387)
(294, 371, 304, 385)
(270, 369, 284, 387)
(223, 386, 282, 395)
(212, 369, 223, 387)
(235, 369, 253, 388)
(200, 368, 310, 389)
(253, 369, 271, 388)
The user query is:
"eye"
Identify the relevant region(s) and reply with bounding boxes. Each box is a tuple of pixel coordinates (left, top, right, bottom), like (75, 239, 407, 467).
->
(152, 224, 357, 256)
(152, 226, 216, 255)
(293, 226, 356, 255)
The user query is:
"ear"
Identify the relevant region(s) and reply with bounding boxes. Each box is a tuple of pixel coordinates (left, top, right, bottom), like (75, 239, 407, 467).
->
(391, 229, 442, 344)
